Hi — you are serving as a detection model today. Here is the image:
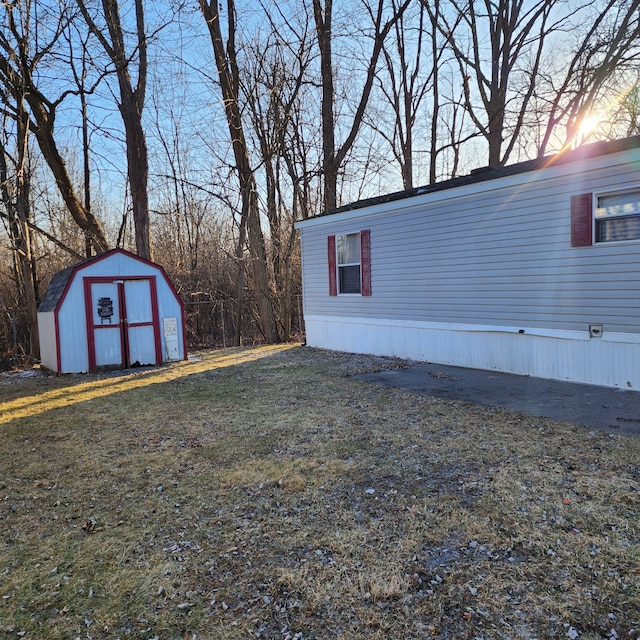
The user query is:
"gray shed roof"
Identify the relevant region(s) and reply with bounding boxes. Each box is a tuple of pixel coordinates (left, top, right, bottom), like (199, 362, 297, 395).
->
(38, 264, 77, 313)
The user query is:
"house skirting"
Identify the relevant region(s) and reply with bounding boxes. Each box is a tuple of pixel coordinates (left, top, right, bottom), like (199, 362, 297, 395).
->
(304, 315, 640, 389)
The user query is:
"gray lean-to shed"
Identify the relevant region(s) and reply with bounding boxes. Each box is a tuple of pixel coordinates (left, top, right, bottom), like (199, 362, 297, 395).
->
(295, 136, 640, 389)
(37, 249, 186, 373)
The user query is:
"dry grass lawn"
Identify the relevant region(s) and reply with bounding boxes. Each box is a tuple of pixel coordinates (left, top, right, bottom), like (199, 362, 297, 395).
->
(1, 345, 639, 640)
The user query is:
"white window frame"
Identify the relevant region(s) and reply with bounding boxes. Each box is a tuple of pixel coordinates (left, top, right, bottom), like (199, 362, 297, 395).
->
(336, 232, 361, 295)
(595, 187, 640, 244)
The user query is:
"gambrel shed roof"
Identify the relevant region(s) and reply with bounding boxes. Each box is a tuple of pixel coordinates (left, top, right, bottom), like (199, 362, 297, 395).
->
(37, 248, 186, 373)
(38, 263, 80, 313)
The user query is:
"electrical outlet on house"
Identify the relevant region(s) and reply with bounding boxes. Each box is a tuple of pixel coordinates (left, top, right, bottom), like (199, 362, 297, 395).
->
(589, 324, 603, 338)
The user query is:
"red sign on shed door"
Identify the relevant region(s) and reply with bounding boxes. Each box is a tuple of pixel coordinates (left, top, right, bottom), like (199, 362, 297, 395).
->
(84, 277, 161, 371)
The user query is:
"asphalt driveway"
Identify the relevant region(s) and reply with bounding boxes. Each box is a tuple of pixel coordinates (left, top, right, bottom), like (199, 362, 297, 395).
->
(355, 363, 640, 438)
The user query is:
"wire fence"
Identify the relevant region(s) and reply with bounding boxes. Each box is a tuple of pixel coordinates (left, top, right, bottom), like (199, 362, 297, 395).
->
(0, 295, 305, 370)
(0, 307, 30, 371)
(183, 295, 305, 350)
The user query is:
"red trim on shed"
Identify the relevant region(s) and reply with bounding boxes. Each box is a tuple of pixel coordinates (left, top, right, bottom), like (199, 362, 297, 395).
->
(84, 277, 97, 372)
(84, 275, 162, 372)
(148, 277, 162, 364)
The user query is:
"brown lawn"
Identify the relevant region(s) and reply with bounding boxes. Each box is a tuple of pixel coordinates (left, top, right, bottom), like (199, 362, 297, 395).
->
(1, 345, 638, 639)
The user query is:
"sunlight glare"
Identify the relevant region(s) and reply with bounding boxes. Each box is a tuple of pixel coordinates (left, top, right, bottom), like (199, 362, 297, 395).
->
(577, 113, 602, 142)
(0, 344, 298, 425)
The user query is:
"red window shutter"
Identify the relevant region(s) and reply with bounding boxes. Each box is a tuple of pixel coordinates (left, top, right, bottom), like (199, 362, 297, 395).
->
(328, 235, 337, 296)
(571, 193, 593, 247)
(360, 229, 371, 296)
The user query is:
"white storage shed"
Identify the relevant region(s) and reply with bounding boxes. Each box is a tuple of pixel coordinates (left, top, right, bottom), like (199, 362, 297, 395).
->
(38, 249, 187, 373)
(296, 136, 640, 389)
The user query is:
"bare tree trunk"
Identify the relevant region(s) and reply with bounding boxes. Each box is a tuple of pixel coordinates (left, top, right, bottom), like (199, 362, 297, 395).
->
(0, 3, 109, 253)
(0, 107, 39, 358)
(283, 256, 292, 342)
(81, 88, 92, 257)
(313, 0, 337, 210)
(428, 1, 440, 184)
(234, 216, 247, 347)
(314, 0, 410, 211)
(199, 0, 279, 343)
(76, 0, 152, 260)
(15, 110, 39, 358)
(123, 106, 151, 259)
(69, 24, 94, 258)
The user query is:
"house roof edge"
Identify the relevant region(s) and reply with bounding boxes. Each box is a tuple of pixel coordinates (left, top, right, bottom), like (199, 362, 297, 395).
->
(313, 135, 640, 220)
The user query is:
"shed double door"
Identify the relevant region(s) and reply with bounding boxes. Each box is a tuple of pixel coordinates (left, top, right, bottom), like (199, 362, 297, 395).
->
(84, 277, 161, 371)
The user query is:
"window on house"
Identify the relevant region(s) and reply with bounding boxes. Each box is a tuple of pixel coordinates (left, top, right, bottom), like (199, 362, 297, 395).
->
(328, 230, 371, 296)
(337, 233, 361, 293)
(595, 189, 640, 243)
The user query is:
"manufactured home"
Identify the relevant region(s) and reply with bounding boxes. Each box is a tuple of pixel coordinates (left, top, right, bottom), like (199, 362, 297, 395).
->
(38, 249, 186, 373)
(296, 136, 640, 389)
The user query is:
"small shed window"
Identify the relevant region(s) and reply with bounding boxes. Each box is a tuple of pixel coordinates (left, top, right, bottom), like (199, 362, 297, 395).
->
(595, 189, 640, 243)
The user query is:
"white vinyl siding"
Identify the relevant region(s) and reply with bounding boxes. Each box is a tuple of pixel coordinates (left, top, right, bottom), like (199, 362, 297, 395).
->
(298, 147, 640, 335)
(37, 312, 58, 372)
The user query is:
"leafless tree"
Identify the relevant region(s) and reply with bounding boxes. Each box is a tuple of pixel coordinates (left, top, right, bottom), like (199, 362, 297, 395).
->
(199, 0, 279, 343)
(0, 104, 39, 358)
(65, 18, 95, 257)
(536, 0, 640, 154)
(371, 0, 433, 189)
(0, 1, 109, 253)
(313, 0, 411, 210)
(423, 0, 558, 168)
(76, 0, 152, 259)
(241, 17, 316, 339)
(423, 0, 640, 167)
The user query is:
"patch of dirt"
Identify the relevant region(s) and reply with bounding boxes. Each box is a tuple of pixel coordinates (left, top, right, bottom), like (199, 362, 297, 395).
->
(0, 367, 48, 384)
